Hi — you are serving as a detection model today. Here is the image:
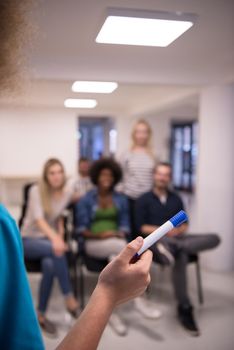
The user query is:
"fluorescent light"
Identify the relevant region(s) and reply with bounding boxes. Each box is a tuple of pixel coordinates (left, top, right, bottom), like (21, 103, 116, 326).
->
(96, 8, 196, 47)
(72, 81, 118, 93)
(64, 99, 97, 108)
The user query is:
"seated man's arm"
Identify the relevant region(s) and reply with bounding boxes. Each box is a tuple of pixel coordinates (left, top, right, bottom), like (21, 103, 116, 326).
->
(141, 224, 159, 235)
(135, 195, 156, 236)
(167, 196, 188, 237)
(167, 223, 188, 237)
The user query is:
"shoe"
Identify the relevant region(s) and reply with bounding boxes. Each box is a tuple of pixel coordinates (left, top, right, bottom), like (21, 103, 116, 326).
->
(156, 243, 175, 265)
(65, 296, 80, 318)
(134, 297, 162, 319)
(38, 317, 57, 338)
(109, 313, 128, 336)
(178, 304, 200, 337)
(66, 306, 80, 319)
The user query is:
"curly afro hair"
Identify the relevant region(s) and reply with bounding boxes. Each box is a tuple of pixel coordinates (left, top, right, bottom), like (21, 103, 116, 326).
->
(90, 158, 122, 187)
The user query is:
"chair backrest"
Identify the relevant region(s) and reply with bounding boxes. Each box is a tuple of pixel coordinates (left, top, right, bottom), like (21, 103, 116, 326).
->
(18, 182, 35, 229)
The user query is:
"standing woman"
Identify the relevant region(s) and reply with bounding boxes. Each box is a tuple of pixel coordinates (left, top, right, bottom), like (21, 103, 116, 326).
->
(118, 120, 161, 319)
(120, 119, 156, 239)
(21, 158, 79, 337)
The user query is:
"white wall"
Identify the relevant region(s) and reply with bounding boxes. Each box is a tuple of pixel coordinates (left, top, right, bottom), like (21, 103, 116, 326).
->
(1, 96, 233, 272)
(0, 106, 78, 177)
(195, 84, 234, 271)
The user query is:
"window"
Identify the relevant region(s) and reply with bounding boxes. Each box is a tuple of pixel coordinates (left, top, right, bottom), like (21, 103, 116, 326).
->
(78, 117, 116, 160)
(170, 121, 198, 192)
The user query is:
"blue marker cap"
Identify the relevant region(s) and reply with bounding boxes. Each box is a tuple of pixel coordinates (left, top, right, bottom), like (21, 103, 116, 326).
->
(169, 210, 188, 227)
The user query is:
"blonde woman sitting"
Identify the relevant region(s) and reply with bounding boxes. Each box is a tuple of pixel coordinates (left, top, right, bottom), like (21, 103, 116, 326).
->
(21, 158, 79, 337)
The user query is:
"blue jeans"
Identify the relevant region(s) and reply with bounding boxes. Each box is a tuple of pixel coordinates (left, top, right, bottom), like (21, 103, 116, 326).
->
(23, 237, 72, 314)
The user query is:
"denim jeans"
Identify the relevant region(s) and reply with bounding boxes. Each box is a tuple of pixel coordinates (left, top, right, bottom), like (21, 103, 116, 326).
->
(23, 237, 72, 314)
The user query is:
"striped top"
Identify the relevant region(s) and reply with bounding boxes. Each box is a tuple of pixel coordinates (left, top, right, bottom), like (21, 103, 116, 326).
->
(120, 150, 155, 199)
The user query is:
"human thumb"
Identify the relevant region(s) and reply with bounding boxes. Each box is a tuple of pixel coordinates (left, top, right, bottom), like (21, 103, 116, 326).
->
(119, 236, 144, 262)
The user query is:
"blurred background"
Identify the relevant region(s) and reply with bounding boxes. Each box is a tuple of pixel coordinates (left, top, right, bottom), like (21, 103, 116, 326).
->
(0, 1, 233, 349)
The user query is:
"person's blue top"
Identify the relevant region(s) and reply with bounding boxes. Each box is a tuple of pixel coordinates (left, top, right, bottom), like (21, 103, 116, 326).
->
(0, 204, 44, 350)
(76, 188, 130, 235)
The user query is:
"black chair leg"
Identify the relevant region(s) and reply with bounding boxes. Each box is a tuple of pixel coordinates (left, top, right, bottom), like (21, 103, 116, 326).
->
(196, 258, 204, 304)
(78, 256, 85, 310)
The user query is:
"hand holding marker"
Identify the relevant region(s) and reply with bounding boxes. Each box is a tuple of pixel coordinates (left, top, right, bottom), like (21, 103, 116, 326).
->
(136, 210, 188, 257)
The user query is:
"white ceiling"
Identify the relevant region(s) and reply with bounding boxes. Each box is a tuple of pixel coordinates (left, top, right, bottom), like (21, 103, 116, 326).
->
(2, 0, 234, 115)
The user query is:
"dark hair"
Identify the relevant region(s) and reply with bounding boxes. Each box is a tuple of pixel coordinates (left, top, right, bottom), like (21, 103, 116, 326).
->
(155, 161, 172, 172)
(79, 157, 90, 164)
(90, 158, 122, 187)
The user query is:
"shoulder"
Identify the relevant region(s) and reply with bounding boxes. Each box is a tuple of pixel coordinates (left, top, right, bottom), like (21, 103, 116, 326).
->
(79, 188, 97, 203)
(113, 191, 127, 201)
(29, 183, 40, 197)
(137, 191, 153, 202)
(0, 204, 14, 224)
(168, 190, 183, 203)
(0, 204, 22, 253)
(119, 150, 131, 163)
(65, 177, 77, 190)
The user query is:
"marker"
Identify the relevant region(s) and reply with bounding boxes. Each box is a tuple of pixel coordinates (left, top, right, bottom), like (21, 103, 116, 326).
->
(136, 210, 188, 256)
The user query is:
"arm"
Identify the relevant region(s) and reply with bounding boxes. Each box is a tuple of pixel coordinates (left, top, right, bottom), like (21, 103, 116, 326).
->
(166, 223, 188, 237)
(28, 186, 66, 255)
(141, 224, 158, 235)
(141, 222, 188, 237)
(167, 197, 188, 237)
(0, 205, 44, 350)
(57, 216, 65, 239)
(83, 229, 117, 239)
(56, 237, 152, 350)
(35, 218, 67, 256)
(76, 195, 91, 235)
(135, 195, 151, 236)
(117, 194, 130, 236)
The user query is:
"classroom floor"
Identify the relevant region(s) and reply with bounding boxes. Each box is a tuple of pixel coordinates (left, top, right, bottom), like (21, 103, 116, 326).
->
(28, 264, 234, 350)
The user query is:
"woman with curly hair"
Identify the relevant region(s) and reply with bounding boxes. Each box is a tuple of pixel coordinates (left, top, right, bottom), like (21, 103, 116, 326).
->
(77, 158, 131, 335)
(77, 158, 129, 261)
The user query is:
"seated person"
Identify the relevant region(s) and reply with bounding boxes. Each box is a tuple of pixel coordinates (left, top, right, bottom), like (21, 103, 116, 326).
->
(76, 158, 129, 335)
(77, 158, 129, 260)
(21, 158, 79, 337)
(135, 162, 221, 337)
(74, 157, 93, 197)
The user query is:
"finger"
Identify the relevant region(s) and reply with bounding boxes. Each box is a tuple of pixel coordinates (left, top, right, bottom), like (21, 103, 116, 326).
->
(134, 250, 153, 270)
(119, 236, 144, 262)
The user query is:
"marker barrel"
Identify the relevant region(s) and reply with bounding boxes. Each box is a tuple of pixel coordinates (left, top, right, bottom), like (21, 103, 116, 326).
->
(137, 221, 173, 256)
(136, 210, 188, 256)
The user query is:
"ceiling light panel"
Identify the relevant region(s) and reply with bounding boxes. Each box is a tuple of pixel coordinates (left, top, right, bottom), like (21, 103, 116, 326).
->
(96, 8, 196, 47)
(72, 81, 118, 93)
(64, 98, 97, 108)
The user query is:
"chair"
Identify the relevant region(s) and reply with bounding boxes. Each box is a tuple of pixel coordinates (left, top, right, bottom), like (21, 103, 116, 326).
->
(188, 253, 203, 304)
(73, 207, 108, 309)
(19, 183, 42, 274)
(76, 237, 108, 310)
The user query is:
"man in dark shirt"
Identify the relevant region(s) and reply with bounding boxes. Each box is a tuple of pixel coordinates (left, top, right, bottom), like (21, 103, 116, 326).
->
(135, 162, 220, 337)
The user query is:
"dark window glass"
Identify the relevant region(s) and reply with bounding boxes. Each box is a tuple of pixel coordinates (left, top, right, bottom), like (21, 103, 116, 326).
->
(170, 121, 198, 192)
